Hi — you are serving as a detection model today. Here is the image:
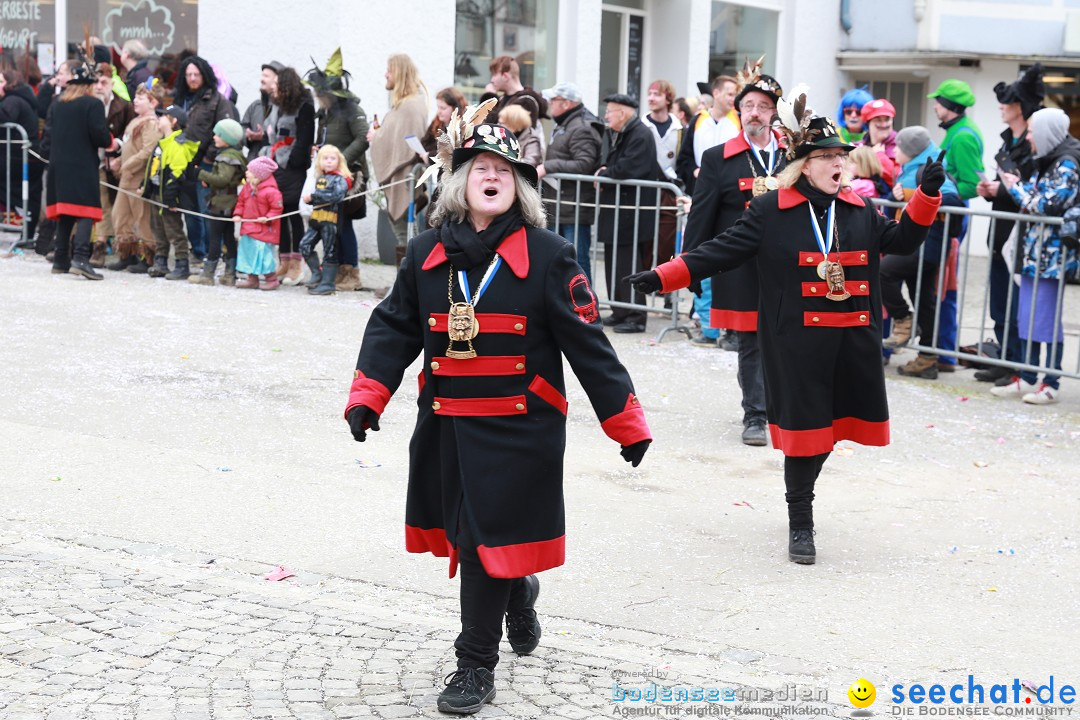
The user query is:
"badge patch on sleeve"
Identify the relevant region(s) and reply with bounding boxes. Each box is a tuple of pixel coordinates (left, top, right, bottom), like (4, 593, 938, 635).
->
(568, 273, 599, 324)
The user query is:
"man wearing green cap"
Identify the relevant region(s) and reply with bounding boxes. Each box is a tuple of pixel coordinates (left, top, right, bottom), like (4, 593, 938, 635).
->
(928, 79, 984, 200)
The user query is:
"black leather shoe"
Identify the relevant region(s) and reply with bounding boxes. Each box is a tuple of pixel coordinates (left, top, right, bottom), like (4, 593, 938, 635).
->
(506, 574, 541, 655)
(612, 321, 646, 333)
(789, 528, 816, 564)
(974, 365, 1010, 383)
(437, 667, 496, 714)
(741, 423, 768, 447)
(602, 315, 624, 327)
(69, 259, 103, 280)
(718, 331, 739, 351)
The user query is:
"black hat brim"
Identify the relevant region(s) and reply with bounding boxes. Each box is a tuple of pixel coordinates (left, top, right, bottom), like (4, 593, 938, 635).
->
(451, 147, 539, 186)
(793, 136, 855, 159)
(696, 82, 711, 96)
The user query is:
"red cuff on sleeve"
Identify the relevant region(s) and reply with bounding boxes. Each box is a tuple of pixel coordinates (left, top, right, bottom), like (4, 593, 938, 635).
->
(600, 394, 653, 446)
(904, 187, 942, 227)
(343, 370, 392, 420)
(656, 256, 691, 294)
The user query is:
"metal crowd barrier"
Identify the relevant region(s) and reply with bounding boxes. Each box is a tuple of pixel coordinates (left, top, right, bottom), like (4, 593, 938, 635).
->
(0, 122, 30, 250)
(871, 198, 1077, 381)
(544, 172, 691, 342)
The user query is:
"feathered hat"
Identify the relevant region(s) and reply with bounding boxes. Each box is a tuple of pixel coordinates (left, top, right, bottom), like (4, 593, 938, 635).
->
(733, 55, 783, 108)
(68, 27, 100, 85)
(415, 97, 538, 187)
(304, 48, 355, 99)
(776, 85, 854, 160)
(994, 63, 1045, 120)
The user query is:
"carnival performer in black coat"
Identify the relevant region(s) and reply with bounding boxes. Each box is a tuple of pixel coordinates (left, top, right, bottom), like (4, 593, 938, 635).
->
(629, 98, 944, 565)
(344, 104, 651, 715)
(45, 59, 117, 280)
(683, 63, 786, 446)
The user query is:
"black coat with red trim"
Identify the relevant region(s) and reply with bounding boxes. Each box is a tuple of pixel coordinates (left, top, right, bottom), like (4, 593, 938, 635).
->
(345, 224, 651, 579)
(45, 95, 113, 221)
(653, 186, 942, 457)
(682, 131, 786, 332)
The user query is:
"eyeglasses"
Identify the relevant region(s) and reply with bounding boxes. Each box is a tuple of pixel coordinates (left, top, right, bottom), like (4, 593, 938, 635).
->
(843, 107, 861, 115)
(739, 102, 775, 114)
(808, 151, 848, 162)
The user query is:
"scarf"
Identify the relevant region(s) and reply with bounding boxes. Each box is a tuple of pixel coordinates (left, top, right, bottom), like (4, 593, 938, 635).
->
(795, 175, 838, 214)
(441, 207, 524, 270)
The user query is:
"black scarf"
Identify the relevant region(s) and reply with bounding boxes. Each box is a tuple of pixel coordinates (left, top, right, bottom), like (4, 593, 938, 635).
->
(795, 175, 839, 214)
(441, 207, 524, 270)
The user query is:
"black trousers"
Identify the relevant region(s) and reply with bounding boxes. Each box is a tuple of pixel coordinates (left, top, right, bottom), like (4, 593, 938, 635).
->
(453, 517, 531, 671)
(299, 219, 339, 265)
(880, 254, 941, 347)
(53, 216, 93, 267)
(784, 452, 830, 529)
(206, 217, 237, 262)
(603, 240, 648, 324)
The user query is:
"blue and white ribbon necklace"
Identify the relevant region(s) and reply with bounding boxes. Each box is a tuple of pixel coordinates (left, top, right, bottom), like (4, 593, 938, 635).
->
(458, 254, 502, 305)
(808, 201, 836, 279)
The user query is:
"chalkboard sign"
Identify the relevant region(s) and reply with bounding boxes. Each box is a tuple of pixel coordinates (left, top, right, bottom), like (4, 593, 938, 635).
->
(626, 15, 643, 101)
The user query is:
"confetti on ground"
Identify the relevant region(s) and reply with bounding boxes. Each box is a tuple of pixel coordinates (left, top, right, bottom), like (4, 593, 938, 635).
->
(355, 459, 382, 468)
(733, 501, 754, 509)
(265, 566, 295, 582)
(996, 549, 1016, 556)
(958, 396, 969, 402)
(49, 476, 61, 482)
(216, 466, 232, 472)
(987, 587, 998, 592)
(996, 437, 1005, 444)
(948, 546, 958, 554)
(974, 460, 989, 468)
(180, 355, 189, 359)
(271, 348, 282, 352)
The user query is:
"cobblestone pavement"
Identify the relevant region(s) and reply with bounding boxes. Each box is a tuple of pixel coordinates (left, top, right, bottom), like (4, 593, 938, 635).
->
(0, 520, 845, 720)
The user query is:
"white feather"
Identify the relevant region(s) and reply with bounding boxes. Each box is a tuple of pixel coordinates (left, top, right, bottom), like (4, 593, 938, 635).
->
(777, 83, 810, 131)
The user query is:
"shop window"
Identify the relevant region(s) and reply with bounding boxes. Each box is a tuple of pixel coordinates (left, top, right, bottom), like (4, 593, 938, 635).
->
(0, 1, 57, 80)
(709, 2, 778, 80)
(854, 79, 926, 130)
(454, 0, 558, 102)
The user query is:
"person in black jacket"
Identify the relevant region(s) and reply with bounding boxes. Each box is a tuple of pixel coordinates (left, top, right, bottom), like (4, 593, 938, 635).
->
(0, 70, 43, 239)
(345, 116, 650, 714)
(595, 93, 664, 333)
(45, 61, 118, 280)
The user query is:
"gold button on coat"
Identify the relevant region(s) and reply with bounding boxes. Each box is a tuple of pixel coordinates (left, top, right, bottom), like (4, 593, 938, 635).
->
(515, 363, 524, 370)
(859, 284, 867, 291)
(432, 401, 441, 410)
(431, 361, 440, 370)
(515, 403, 524, 411)
(812, 316, 820, 323)
(859, 314, 867, 322)
(514, 323, 524, 331)
(860, 253, 867, 261)
(811, 287, 818, 293)
(428, 318, 437, 326)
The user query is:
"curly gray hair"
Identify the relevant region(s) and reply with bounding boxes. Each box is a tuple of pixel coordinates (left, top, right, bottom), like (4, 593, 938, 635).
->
(428, 155, 547, 228)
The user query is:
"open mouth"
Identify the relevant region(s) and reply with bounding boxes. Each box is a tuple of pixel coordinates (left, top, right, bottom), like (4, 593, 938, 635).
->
(831, 171, 842, 184)
(483, 188, 499, 198)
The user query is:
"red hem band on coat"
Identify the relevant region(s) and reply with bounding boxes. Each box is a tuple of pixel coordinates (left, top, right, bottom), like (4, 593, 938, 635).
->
(801, 281, 870, 297)
(45, 202, 104, 221)
(432, 395, 528, 416)
(905, 187, 943, 227)
(655, 256, 690, 294)
(527, 375, 568, 415)
(710, 308, 757, 332)
(404, 524, 459, 578)
(343, 371, 392, 419)
(428, 313, 527, 335)
(600, 394, 652, 445)
(476, 536, 566, 578)
(798, 250, 869, 267)
(432, 355, 526, 377)
(803, 311, 870, 328)
(768, 418, 890, 456)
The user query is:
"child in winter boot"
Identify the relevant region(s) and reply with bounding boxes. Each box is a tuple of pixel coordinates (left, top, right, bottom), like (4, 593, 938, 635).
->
(191, 119, 246, 286)
(299, 145, 353, 296)
(233, 156, 283, 289)
(145, 106, 199, 279)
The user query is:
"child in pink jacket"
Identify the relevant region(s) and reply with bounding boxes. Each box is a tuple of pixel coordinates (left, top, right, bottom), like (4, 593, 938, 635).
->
(232, 156, 284, 290)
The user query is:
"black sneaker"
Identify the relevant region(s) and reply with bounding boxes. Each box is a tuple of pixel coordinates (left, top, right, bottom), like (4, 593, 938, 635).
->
(437, 667, 496, 714)
(506, 574, 541, 655)
(741, 422, 768, 447)
(974, 365, 1010, 383)
(789, 528, 816, 564)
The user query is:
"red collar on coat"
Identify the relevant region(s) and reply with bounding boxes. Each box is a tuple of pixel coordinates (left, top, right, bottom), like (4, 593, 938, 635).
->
(777, 186, 866, 209)
(723, 129, 786, 159)
(421, 225, 529, 278)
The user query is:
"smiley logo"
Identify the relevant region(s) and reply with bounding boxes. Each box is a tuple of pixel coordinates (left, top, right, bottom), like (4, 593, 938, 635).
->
(848, 678, 876, 709)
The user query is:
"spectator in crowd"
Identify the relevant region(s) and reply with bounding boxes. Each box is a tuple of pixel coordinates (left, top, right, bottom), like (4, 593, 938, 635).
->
(242, 61, 282, 159)
(640, 79, 682, 287)
(119, 40, 153, 100)
(992, 108, 1080, 405)
(596, 93, 664, 333)
(680, 65, 785, 446)
(190, 119, 247, 286)
(975, 64, 1044, 384)
(173, 55, 237, 262)
(344, 115, 649, 714)
(233, 156, 283, 290)
(629, 106, 945, 565)
(672, 97, 695, 130)
(498, 104, 542, 166)
(107, 79, 165, 274)
(0, 69, 41, 234)
(300, 144, 353, 296)
(881, 126, 964, 380)
(928, 79, 984, 202)
(305, 48, 371, 292)
(836, 86, 872, 144)
(94, 62, 135, 267)
(677, 75, 739, 195)
(146, 106, 200, 280)
(421, 87, 466, 160)
(847, 146, 889, 199)
(482, 55, 547, 129)
(46, 59, 119, 281)
(538, 81, 601, 284)
(856, 98, 899, 184)
(369, 53, 428, 264)
(263, 66, 314, 285)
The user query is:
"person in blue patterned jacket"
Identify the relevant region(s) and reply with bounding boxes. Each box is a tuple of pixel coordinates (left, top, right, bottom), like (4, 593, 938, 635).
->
(992, 108, 1080, 405)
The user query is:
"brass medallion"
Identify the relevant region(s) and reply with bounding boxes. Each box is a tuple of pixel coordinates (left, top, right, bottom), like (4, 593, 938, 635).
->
(824, 261, 851, 301)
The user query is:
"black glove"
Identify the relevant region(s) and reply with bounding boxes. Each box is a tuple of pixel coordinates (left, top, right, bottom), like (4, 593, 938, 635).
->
(347, 405, 381, 442)
(620, 439, 651, 468)
(625, 270, 662, 294)
(918, 157, 946, 196)
(689, 280, 703, 297)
